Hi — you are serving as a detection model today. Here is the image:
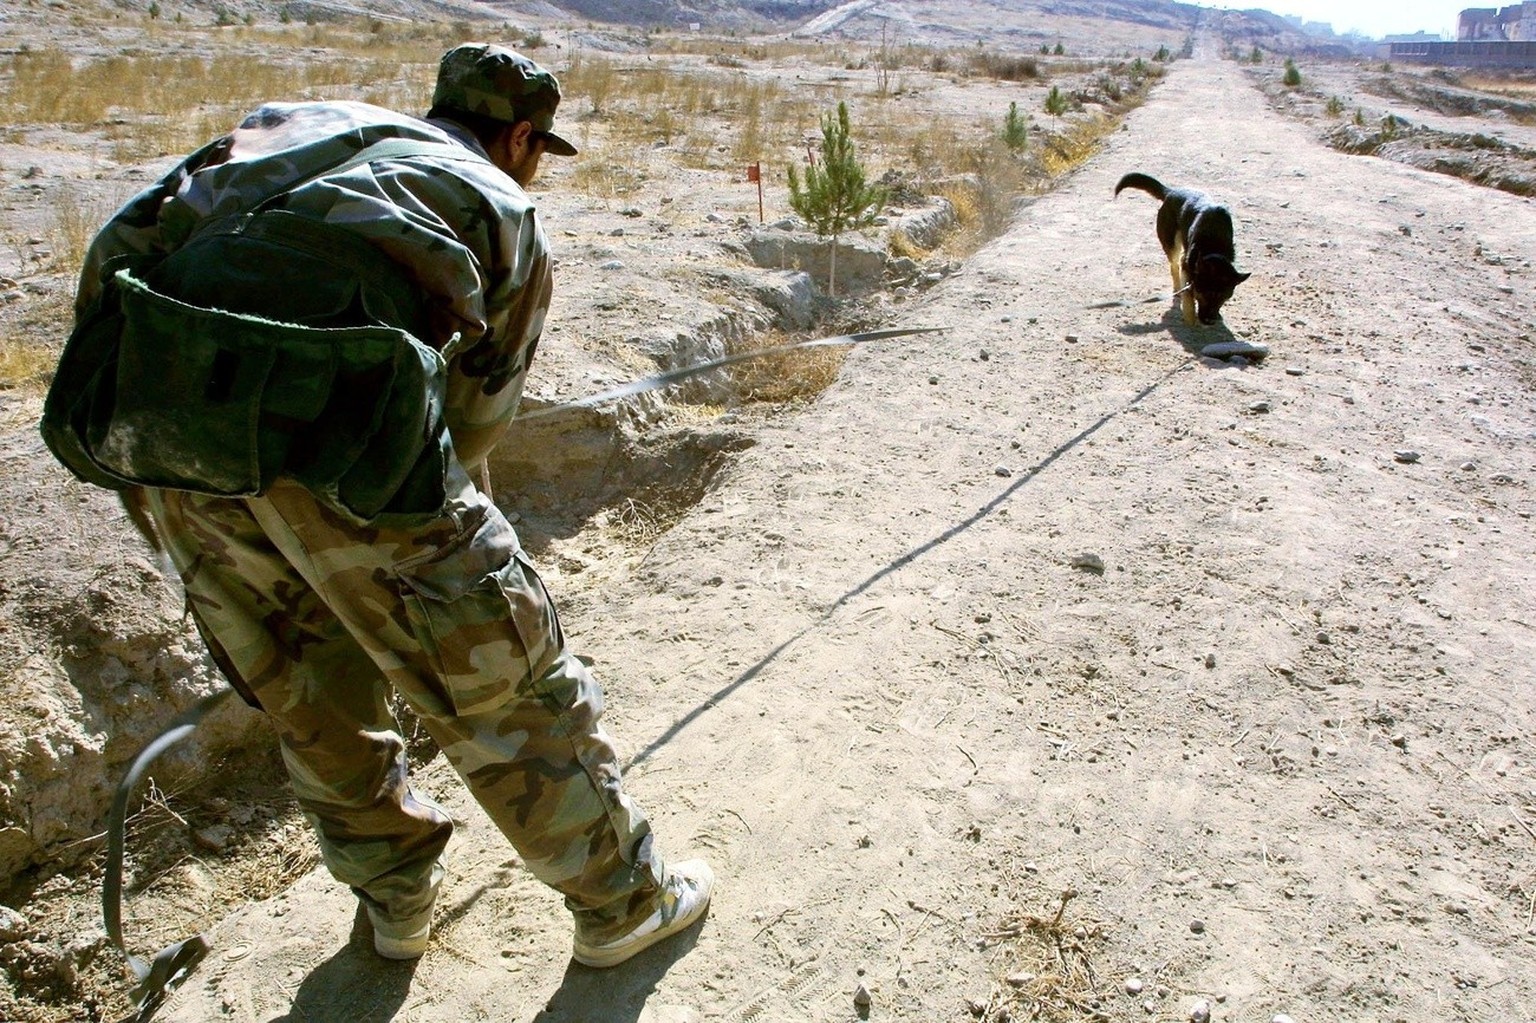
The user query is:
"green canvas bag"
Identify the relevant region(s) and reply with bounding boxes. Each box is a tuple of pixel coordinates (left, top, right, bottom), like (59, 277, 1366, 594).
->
(41, 138, 480, 523)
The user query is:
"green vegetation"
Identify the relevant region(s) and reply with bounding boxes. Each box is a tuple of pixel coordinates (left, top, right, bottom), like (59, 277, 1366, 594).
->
(787, 101, 887, 295)
(1000, 100, 1029, 153)
(1044, 84, 1069, 121)
(1283, 58, 1301, 87)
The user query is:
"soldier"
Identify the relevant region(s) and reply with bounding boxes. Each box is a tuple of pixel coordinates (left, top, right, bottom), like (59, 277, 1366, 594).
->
(60, 43, 712, 968)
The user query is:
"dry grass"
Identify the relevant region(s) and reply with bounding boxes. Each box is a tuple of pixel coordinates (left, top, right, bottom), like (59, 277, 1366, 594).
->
(977, 887, 1112, 1023)
(0, 291, 71, 395)
(724, 329, 849, 405)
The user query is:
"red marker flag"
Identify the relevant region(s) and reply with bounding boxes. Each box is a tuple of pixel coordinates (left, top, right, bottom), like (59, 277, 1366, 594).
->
(746, 162, 760, 182)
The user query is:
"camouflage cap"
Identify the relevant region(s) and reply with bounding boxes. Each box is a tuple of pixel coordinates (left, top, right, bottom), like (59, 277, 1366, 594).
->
(433, 43, 577, 156)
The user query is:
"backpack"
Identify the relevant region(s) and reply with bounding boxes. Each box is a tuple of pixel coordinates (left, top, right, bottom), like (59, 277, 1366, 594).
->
(41, 137, 482, 524)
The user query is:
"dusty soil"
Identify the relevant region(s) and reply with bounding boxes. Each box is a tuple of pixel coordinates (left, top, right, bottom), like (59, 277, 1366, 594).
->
(4, 19, 1536, 1023)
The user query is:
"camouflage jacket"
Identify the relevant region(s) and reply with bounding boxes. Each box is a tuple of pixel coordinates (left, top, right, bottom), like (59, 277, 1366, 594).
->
(76, 100, 552, 471)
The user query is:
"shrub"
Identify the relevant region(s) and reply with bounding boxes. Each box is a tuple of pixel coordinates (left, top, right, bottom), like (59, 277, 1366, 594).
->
(1000, 100, 1029, 153)
(1325, 95, 1344, 116)
(786, 101, 886, 295)
(1282, 59, 1301, 87)
(1044, 84, 1069, 121)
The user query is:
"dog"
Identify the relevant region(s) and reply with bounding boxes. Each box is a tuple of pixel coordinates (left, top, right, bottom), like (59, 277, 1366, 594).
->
(1115, 172, 1249, 326)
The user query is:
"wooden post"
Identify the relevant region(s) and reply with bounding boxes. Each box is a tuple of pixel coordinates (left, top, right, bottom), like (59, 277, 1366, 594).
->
(746, 162, 763, 223)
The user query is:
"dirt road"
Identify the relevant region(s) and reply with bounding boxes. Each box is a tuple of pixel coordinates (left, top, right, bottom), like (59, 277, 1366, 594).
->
(155, 46, 1536, 1023)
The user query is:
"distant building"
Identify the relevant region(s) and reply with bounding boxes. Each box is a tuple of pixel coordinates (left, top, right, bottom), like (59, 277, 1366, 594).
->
(1458, 3, 1535, 40)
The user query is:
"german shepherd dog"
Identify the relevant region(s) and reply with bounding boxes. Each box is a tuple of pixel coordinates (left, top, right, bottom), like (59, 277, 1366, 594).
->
(1115, 172, 1249, 326)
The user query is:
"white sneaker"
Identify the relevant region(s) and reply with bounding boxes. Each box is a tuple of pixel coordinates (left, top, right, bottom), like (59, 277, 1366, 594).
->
(368, 907, 432, 960)
(572, 859, 714, 968)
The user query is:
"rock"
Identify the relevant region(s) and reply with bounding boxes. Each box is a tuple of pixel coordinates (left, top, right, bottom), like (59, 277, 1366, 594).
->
(1190, 999, 1212, 1023)
(1284, 366, 1304, 376)
(853, 983, 872, 1009)
(1065, 333, 1079, 343)
(1273, 1016, 1298, 1023)
(1394, 449, 1421, 464)
(599, 259, 625, 270)
(619, 206, 643, 218)
(743, 227, 888, 292)
(1125, 976, 1145, 995)
(193, 824, 234, 853)
(1391, 733, 1407, 748)
(0, 904, 28, 941)
(889, 198, 957, 248)
(1006, 970, 1035, 987)
(995, 465, 1012, 478)
(1069, 552, 1105, 575)
(751, 271, 816, 329)
(1189, 918, 1206, 934)
(1201, 340, 1269, 361)
(704, 212, 724, 223)
(1204, 652, 1217, 668)
(1248, 400, 1271, 414)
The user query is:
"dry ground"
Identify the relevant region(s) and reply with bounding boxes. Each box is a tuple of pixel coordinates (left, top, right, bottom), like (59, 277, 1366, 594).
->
(2, 13, 1535, 1023)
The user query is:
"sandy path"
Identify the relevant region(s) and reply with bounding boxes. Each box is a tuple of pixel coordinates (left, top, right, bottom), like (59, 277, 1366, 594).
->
(158, 47, 1536, 1023)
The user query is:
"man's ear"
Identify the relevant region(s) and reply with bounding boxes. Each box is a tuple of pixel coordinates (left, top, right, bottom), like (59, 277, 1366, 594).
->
(505, 120, 535, 149)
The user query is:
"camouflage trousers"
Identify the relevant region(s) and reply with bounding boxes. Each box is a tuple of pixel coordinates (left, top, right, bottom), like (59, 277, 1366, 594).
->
(142, 465, 666, 945)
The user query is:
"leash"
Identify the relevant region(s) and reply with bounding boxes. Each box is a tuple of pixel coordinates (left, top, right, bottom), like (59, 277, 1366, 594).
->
(510, 326, 947, 421)
(104, 687, 234, 1021)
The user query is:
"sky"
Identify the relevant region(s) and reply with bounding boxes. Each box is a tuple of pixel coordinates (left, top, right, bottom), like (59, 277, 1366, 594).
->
(1205, 1, 1466, 39)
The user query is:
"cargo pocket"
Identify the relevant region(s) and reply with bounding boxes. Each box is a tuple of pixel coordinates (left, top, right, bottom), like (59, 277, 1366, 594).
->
(395, 509, 559, 718)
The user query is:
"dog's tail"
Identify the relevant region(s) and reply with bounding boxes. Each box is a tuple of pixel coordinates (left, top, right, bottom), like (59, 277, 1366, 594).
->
(1114, 172, 1166, 200)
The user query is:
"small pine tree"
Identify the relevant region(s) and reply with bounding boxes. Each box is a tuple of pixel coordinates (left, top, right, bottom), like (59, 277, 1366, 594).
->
(1053, 42, 1065, 55)
(1154, 45, 1170, 62)
(1000, 100, 1029, 153)
(1325, 95, 1344, 116)
(1044, 84, 1069, 122)
(1250, 45, 1263, 64)
(1282, 58, 1301, 87)
(786, 101, 887, 296)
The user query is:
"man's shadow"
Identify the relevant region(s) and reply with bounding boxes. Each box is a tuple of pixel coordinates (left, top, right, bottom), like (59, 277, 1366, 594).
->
(532, 926, 703, 1023)
(262, 904, 701, 1023)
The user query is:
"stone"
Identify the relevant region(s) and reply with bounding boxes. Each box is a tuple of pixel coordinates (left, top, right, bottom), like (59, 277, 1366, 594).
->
(1190, 999, 1212, 1023)
(1070, 552, 1105, 575)
(743, 226, 888, 292)
(0, 904, 27, 941)
(1394, 449, 1421, 464)
(1201, 340, 1269, 361)
(1125, 976, 1144, 995)
(853, 983, 872, 1009)
(193, 825, 234, 853)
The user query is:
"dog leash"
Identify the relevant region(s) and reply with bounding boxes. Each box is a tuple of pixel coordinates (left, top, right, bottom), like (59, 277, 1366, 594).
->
(510, 326, 948, 420)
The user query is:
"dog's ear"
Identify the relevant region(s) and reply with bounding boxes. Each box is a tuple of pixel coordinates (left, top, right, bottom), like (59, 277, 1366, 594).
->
(1235, 271, 1251, 284)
